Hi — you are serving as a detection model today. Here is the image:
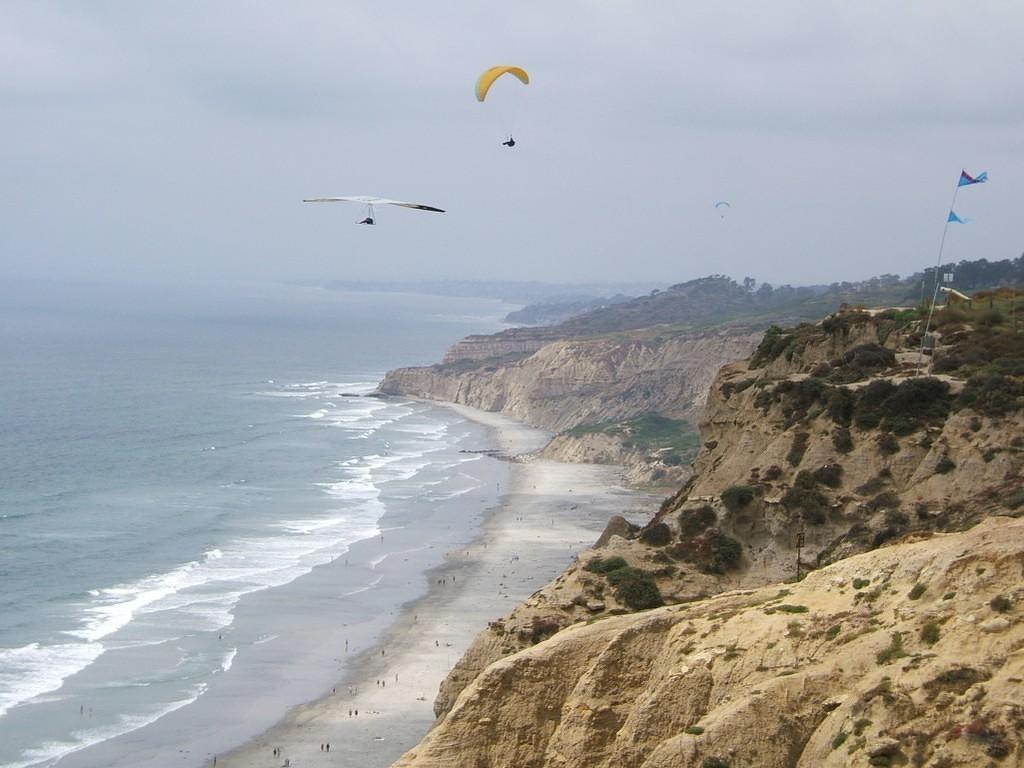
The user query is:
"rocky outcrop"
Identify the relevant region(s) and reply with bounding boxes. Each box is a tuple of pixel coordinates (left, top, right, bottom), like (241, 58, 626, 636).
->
(381, 328, 762, 433)
(396, 517, 1024, 768)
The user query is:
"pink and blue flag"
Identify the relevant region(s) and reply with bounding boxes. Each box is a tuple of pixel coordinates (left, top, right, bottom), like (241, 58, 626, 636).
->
(958, 170, 988, 187)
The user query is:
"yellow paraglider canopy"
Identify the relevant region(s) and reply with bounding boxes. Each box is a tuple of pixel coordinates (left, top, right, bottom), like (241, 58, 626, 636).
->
(475, 66, 529, 102)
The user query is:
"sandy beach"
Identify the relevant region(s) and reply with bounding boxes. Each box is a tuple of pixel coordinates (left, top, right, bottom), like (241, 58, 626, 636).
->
(215, 402, 651, 768)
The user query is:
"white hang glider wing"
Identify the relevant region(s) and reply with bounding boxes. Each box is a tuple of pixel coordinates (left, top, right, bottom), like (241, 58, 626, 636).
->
(303, 196, 445, 226)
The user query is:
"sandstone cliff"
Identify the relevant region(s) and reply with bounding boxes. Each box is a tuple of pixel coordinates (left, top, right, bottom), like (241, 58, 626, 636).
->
(380, 328, 762, 434)
(416, 305, 1024, 758)
(396, 517, 1024, 768)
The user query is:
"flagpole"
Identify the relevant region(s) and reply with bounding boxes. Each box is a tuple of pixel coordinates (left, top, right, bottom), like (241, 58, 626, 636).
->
(917, 179, 961, 375)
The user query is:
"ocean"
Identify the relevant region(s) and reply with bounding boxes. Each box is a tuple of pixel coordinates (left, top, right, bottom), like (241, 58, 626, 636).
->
(0, 279, 512, 768)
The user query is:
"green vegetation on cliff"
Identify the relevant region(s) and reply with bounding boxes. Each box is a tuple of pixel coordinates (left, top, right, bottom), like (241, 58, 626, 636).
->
(566, 414, 700, 466)
(553, 256, 1023, 337)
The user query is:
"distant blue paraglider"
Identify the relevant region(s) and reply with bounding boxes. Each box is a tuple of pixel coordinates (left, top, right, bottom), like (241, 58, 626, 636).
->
(714, 201, 731, 219)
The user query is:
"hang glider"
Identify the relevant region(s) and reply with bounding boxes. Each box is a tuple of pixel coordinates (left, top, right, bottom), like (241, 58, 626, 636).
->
(302, 196, 445, 225)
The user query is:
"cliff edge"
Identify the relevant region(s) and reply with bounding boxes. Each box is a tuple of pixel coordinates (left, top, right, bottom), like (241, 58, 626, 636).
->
(395, 516, 1024, 768)
(380, 327, 761, 434)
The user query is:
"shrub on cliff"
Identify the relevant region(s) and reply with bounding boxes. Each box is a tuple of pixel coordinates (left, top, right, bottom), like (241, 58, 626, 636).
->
(976, 309, 1005, 329)
(787, 431, 810, 466)
(934, 325, 1024, 377)
(826, 388, 856, 426)
(679, 505, 717, 537)
(720, 485, 757, 512)
(753, 374, 954, 436)
(606, 567, 664, 610)
(768, 379, 828, 426)
(876, 632, 907, 664)
(750, 326, 789, 368)
(920, 621, 940, 645)
(832, 427, 854, 453)
(639, 522, 672, 547)
(812, 462, 844, 488)
(822, 310, 872, 337)
(957, 374, 1024, 417)
(933, 307, 969, 329)
(584, 556, 628, 574)
(844, 343, 895, 367)
(781, 472, 830, 525)
(876, 432, 900, 455)
(854, 378, 952, 435)
(990, 595, 1012, 613)
(828, 343, 896, 383)
(706, 533, 743, 573)
(671, 530, 743, 574)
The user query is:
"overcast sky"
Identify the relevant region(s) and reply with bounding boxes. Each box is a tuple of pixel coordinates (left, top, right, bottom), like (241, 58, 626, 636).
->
(1, 1, 1022, 288)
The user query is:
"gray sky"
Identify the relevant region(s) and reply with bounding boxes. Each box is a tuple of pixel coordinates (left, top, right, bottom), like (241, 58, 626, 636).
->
(2, 1, 1022, 287)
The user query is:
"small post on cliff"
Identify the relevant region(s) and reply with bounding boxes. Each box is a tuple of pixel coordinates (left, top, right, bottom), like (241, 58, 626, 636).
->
(795, 529, 805, 582)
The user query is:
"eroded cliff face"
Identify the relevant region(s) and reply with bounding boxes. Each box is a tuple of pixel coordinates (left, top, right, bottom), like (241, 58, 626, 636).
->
(418, 309, 1024, 755)
(396, 517, 1024, 768)
(380, 328, 762, 433)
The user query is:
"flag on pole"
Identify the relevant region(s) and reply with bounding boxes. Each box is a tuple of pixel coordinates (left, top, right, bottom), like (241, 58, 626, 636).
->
(958, 170, 988, 186)
(948, 210, 970, 223)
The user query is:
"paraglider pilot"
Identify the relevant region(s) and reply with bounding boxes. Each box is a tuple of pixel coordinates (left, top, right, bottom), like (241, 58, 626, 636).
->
(502, 136, 516, 148)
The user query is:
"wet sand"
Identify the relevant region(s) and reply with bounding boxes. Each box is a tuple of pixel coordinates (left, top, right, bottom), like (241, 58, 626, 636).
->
(216, 404, 651, 768)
